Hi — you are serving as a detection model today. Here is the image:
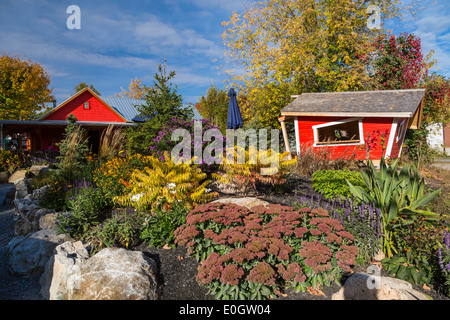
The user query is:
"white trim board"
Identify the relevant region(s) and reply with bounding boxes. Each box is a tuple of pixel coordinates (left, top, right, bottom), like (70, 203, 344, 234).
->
(384, 118, 398, 159)
(294, 116, 300, 154)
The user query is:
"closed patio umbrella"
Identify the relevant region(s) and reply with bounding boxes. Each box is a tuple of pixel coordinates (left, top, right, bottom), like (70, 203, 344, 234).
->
(227, 88, 243, 129)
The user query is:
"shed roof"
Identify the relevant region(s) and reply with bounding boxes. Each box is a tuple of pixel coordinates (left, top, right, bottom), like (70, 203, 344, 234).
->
(281, 89, 426, 117)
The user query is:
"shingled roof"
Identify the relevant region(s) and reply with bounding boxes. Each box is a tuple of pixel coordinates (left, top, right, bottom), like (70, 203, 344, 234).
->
(281, 89, 426, 117)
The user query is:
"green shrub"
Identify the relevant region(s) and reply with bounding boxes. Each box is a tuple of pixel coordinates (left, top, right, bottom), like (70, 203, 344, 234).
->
(140, 200, 189, 248)
(0, 150, 20, 173)
(312, 169, 368, 199)
(56, 182, 111, 239)
(174, 202, 358, 300)
(87, 208, 144, 253)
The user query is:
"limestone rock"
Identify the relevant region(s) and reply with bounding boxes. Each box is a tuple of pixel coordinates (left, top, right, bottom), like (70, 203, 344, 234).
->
(13, 177, 29, 199)
(28, 166, 49, 178)
(70, 248, 160, 300)
(331, 272, 430, 300)
(13, 198, 53, 236)
(7, 229, 72, 276)
(8, 170, 27, 183)
(39, 212, 59, 231)
(212, 197, 270, 210)
(29, 185, 51, 201)
(40, 241, 90, 300)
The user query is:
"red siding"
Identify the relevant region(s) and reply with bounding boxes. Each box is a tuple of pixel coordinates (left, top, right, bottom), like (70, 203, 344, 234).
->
(41, 91, 124, 122)
(296, 116, 395, 160)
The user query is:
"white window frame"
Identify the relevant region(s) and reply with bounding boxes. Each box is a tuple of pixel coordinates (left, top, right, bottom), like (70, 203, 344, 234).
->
(312, 117, 364, 147)
(84, 101, 90, 109)
(396, 119, 406, 143)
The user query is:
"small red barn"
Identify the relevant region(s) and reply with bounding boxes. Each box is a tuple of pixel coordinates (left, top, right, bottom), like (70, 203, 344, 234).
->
(0, 87, 142, 153)
(278, 89, 426, 161)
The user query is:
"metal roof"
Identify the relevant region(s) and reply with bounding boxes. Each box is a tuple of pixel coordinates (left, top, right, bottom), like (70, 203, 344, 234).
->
(101, 96, 145, 122)
(281, 89, 426, 117)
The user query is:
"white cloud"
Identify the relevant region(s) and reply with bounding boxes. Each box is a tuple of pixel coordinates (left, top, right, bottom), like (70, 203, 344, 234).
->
(132, 14, 222, 57)
(406, 1, 450, 77)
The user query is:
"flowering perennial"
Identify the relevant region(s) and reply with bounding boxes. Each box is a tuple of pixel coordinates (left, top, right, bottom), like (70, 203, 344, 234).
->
(175, 202, 359, 300)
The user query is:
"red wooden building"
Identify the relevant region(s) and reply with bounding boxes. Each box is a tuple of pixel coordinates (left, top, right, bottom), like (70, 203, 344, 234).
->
(0, 87, 142, 153)
(278, 89, 426, 161)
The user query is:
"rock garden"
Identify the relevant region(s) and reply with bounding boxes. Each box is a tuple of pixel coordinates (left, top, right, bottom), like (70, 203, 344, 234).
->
(1, 115, 450, 301)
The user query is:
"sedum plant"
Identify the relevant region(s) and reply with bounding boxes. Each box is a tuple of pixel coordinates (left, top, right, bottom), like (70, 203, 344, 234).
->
(114, 151, 218, 211)
(174, 202, 358, 300)
(347, 157, 443, 257)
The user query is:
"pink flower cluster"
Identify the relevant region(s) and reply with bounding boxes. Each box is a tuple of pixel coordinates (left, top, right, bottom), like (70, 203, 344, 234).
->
(175, 202, 359, 292)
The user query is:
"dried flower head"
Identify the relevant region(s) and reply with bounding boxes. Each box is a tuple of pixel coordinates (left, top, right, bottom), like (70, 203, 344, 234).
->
(247, 262, 276, 286)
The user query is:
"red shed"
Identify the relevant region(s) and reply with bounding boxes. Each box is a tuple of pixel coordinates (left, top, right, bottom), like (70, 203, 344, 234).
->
(279, 89, 426, 161)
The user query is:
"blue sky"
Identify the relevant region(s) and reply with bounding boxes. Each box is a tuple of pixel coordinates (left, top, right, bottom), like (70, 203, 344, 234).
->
(1, 0, 449, 107)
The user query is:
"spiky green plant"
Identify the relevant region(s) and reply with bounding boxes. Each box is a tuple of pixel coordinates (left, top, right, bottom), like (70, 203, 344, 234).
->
(347, 157, 443, 257)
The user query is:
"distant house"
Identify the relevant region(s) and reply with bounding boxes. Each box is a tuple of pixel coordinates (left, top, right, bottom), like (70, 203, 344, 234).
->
(426, 122, 450, 155)
(0, 87, 142, 154)
(278, 89, 426, 161)
(0, 87, 202, 154)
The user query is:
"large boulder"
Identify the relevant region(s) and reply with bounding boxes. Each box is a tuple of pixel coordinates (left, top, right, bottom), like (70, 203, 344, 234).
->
(69, 248, 160, 300)
(212, 197, 270, 210)
(332, 272, 431, 300)
(7, 229, 72, 276)
(40, 241, 90, 300)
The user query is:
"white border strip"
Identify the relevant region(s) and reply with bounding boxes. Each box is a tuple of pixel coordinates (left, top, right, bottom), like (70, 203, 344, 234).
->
(294, 116, 300, 155)
(384, 118, 398, 159)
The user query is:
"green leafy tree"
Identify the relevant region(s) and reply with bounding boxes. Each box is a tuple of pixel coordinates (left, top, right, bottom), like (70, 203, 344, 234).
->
(74, 82, 101, 95)
(196, 85, 229, 133)
(125, 61, 193, 154)
(0, 53, 54, 120)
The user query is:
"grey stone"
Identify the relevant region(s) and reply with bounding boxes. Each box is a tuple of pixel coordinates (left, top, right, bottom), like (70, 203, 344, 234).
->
(8, 229, 72, 276)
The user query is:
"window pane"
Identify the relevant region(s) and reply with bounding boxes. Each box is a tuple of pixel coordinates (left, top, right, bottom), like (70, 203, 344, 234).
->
(317, 120, 360, 143)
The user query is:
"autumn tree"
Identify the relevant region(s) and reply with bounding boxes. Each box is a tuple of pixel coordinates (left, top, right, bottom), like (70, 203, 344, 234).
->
(221, 0, 401, 128)
(0, 53, 54, 120)
(115, 77, 149, 99)
(74, 82, 101, 95)
(374, 33, 431, 90)
(197, 85, 229, 133)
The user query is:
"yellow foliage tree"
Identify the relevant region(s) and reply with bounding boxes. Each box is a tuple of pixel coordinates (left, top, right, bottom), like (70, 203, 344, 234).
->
(115, 77, 150, 99)
(221, 0, 403, 128)
(0, 53, 54, 120)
